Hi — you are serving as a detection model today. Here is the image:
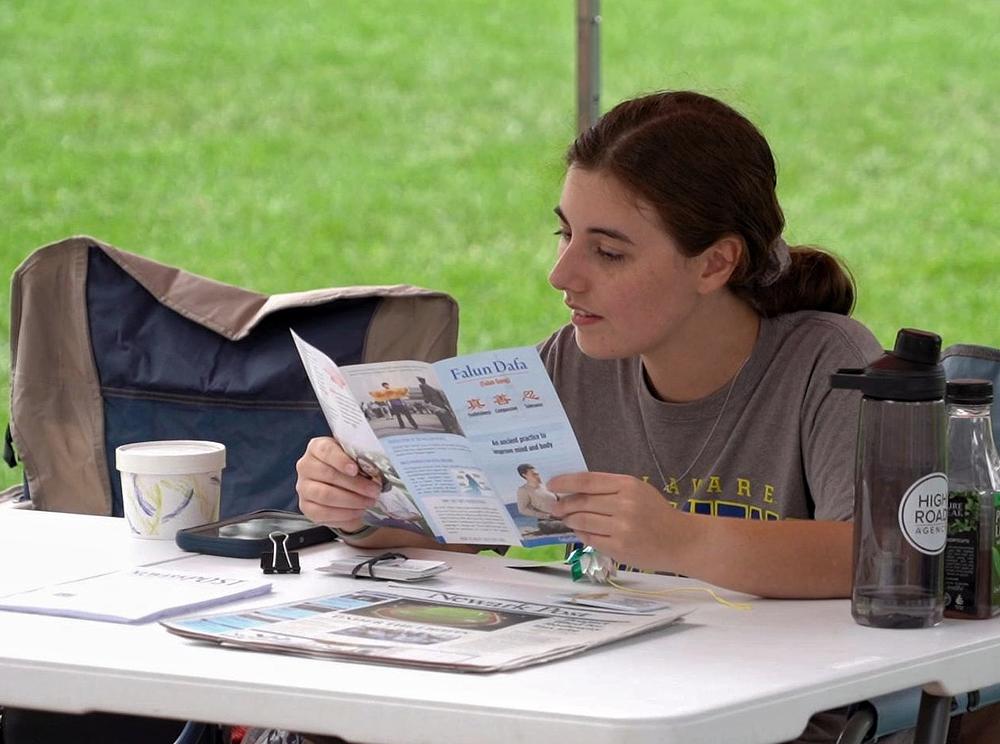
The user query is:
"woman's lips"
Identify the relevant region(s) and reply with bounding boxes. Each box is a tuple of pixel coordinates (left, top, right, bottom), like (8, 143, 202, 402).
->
(570, 308, 603, 326)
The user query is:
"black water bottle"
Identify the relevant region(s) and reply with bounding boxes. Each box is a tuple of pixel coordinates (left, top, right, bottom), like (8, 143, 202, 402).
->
(831, 328, 948, 628)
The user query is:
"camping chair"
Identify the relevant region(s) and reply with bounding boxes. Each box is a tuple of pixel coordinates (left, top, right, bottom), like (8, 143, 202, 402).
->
(4, 235, 458, 517)
(836, 343, 1000, 743)
(1, 235, 459, 744)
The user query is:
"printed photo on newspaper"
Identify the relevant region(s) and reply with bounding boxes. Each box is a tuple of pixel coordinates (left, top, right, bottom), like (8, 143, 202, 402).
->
(162, 581, 685, 672)
(291, 331, 589, 547)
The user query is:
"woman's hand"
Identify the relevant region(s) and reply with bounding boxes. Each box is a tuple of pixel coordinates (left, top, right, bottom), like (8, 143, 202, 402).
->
(296, 437, 380, 532)
(549, 472, 854, 598)
(548, 472, 689, 572)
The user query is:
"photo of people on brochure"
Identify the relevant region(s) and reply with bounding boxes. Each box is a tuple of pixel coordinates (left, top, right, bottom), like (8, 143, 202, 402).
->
(352, 450, 432, 535)
(512, 463, 573, 538)
(360, 375, 463, 437)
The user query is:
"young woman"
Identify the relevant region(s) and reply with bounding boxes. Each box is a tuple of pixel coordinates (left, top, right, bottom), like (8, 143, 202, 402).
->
(295, 90, 883, 601)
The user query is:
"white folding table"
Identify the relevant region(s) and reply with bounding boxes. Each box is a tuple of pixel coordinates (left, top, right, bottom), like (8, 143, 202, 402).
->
(2, 508, 999, 744)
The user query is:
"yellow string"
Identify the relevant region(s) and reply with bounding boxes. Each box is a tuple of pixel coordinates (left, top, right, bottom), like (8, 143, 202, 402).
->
(605, 578, 752, 611)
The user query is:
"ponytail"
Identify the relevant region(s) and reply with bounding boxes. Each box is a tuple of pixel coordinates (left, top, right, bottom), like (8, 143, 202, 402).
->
(734, 245, 855, 317)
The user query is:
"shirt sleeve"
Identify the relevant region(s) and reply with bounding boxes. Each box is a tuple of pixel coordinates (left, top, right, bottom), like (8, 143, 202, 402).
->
(800, 319, 884, 521)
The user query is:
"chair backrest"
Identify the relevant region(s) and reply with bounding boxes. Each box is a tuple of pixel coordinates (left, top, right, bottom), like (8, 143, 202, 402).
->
(943, 344, 1000, 442)
(7, 236, 459, 517)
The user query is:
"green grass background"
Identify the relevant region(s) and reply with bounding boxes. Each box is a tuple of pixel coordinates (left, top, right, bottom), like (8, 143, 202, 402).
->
(1, 1, 997, 503)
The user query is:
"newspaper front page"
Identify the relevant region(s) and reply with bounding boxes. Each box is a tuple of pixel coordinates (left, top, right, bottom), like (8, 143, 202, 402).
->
(163, 580, 685, 672)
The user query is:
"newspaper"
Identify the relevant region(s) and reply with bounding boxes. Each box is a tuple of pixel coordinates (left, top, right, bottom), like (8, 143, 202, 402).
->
(162, 581, 685, 672)
(292, 332, 589, 547)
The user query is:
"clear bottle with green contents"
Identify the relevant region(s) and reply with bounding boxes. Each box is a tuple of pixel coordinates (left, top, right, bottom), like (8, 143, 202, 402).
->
(943, 379, 1000, 619)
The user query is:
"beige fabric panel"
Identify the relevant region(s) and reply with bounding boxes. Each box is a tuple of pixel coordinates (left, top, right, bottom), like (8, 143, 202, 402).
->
(102, 242, 268, 338)
(363, 295, 459, 363)
(9, 237, 111, 514)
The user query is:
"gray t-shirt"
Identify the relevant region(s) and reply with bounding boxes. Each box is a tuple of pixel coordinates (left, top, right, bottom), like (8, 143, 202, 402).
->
(540, 310, 884, 523)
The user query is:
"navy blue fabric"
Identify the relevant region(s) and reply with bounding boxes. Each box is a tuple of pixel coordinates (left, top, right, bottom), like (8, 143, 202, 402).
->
(86, 248, 377, 517)
(102, 397, 329, 518)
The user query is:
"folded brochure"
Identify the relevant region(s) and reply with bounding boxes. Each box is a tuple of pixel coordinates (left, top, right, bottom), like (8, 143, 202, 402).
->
(0, 566, 272, 624)
(292, 331, 589, 547)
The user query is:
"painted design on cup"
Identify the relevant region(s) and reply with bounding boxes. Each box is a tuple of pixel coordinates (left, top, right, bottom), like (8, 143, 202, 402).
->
(116, 440, 226, 539)
(123, 472, 221, 538)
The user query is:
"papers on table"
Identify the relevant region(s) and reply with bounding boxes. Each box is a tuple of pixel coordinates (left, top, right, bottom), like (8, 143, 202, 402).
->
(163, 580, 685, 672)
(0, 567, 272, 624)
(317, 554, 451, 582)
(548, 591, 674, 614)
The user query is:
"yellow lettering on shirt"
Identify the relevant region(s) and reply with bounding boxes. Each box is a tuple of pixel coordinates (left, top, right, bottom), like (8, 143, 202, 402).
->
(665, 477, 680, 495)
(691, 477, 704, 494)
(737, 478, 751, 497)
(706, 476, 722, 494)
(763, 484, 775, 503)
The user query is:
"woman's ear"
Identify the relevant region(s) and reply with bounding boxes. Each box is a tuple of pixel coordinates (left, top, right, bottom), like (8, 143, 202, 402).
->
(697, 234, 744, 294)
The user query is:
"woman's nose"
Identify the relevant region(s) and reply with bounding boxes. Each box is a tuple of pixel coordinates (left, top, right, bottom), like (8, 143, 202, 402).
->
(548, 243, 584, 293)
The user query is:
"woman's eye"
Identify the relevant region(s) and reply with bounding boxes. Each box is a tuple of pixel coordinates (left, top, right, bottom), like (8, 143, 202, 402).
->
(553, 228, 570, 240)
(597, 247, 625, 262)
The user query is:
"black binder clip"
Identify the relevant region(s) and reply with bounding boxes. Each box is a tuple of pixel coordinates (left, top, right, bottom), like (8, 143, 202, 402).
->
(350, 551, 408, 581)
(261, 531, 300, 574)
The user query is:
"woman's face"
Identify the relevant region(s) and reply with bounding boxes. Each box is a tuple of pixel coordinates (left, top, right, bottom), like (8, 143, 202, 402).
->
(548, 167, 704, 361)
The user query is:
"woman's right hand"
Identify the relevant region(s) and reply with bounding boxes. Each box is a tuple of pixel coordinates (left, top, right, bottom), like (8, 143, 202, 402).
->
(296, 437, 380, 532)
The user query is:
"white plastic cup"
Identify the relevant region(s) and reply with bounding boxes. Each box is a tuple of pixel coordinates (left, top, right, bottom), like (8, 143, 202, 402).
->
(116, 440, 226, 539)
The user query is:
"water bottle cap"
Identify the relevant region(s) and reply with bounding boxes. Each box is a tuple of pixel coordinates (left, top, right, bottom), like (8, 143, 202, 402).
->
(892, 328, 941, 364)
(946, 378, 994, 405)
(830, 328, 945, 401)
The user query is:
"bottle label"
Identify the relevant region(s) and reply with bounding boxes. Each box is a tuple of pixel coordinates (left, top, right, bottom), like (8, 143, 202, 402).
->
(945, 490, 982, 616)
(898, 472, 948, 555)
(993, 492, 1000, 609)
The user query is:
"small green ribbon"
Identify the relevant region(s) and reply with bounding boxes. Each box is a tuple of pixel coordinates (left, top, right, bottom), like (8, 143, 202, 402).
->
(565, 545, 616, 583)
(566, 547, 585, 582)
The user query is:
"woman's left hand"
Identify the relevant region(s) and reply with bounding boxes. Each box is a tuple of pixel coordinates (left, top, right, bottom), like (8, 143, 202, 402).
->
(548, 472, 689, 572)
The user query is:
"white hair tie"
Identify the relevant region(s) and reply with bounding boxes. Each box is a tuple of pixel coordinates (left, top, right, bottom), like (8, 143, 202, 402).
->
(756, 236, 791, 286)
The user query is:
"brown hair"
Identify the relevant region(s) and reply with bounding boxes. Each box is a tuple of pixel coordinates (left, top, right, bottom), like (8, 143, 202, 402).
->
(566, 90, 855, 316)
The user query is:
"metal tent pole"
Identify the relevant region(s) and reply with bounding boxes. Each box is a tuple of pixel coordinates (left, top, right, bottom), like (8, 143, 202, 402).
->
(576, 0, 601, 134)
